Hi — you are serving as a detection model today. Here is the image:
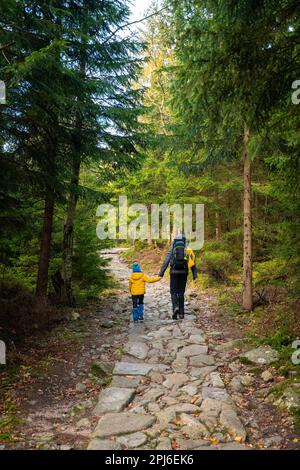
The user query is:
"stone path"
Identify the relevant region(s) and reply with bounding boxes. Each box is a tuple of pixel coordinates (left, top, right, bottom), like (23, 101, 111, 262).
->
(88, 248, 250, 450)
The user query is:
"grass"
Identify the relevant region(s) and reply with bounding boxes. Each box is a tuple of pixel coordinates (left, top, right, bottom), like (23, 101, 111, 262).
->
(0, 432, 14, 442)
(267, 379, 300, 399)
(248, 367, 264, 375)
(290, 408, 300, 432)
(113, 316, 127, 327)
(0, 399, 22, 443)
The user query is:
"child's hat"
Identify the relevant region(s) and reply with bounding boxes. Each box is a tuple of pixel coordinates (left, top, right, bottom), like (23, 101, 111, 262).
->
(132, 262, 141, 272)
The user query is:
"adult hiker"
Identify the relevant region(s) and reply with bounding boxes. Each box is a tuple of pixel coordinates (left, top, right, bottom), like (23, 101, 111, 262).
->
(158, 234, 198, 320)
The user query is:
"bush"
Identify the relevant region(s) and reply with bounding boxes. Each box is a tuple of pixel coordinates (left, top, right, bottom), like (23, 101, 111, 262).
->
(71, 204, 112, 301)
(0, 278, 67, 347)
(0, 279, 39, 344)
(201, 247, 234, 283)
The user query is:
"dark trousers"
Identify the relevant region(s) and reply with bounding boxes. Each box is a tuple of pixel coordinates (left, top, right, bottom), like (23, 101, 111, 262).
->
(132, 294, 144, 308)
(170, 272, 188, 314)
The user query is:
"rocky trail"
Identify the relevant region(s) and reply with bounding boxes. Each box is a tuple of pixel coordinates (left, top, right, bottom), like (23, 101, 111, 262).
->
(3, 248, 297, 451)
(87, 248, 296, 451)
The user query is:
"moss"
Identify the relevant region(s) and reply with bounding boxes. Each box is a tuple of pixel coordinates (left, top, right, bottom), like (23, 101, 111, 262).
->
(267, 380, 300, 400)
(0, 432, 13, 442)
(248, 367, 264, 375)
(238, 356, 253, 365)
(90, 361, 113, 380)
(0, 412, 21, 443)
(290, 408, 300, 432)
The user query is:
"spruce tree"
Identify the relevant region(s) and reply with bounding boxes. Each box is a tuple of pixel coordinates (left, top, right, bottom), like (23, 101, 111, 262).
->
(170, 0, 300, 310)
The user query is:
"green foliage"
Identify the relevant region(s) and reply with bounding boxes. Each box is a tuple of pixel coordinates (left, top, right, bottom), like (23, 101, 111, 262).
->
(72, 204, 111, 301)
(201, 247, 234, 284)
(254, 258, 288, 289)
(0, 0, 143, 310)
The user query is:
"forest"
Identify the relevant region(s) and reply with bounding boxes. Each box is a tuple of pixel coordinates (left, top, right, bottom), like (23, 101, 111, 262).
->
(0, 0, 300, 453)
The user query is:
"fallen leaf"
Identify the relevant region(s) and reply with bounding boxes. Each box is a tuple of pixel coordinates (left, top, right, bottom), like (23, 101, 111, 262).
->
(173, 418, 182, 426)
(171, 439, 180, 450)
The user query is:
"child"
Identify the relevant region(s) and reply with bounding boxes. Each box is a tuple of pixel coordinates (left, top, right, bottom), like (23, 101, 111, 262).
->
(129, 262, 161, 323)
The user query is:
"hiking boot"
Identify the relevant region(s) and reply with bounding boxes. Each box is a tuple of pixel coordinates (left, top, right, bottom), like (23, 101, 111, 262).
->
(172, 308, 179, 320)
(179, 311, 184, 319)
(132, 307, 139, 323)
(138, 304, 144, 323)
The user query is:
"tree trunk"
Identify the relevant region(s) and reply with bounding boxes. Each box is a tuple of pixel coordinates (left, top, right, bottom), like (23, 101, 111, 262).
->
(147, 223, 152, 245)
(147, 204, 152, 245)
(242, 125, 253, 311)
(61, 157, 80, 305)
(215, 211, 221, 240)
(35, 190, 55, 309)
(61, 29, 86, 305)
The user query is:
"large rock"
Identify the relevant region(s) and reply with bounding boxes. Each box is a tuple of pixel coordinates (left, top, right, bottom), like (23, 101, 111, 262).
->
(273, 388, 300, 410)
(215, 339, 246, 352)
(93, 387, 135, 415)
(189, 355, 215, 367)
(124, 342, 149, 360)
(163, 373, 189, 389)
(217, 442, 249, 450)
(240, 346, 279, 365)
(155, 409, 176, 427)
(176, 438, 211, 450)
(200, 398, 222, 416)
(187, 334, 206, 345)
(178, 344, 208, 357)
(116, 432, 147, 449)
(240, 374, 255, 387)
(149, 371, 164, 384)
(219, 406, 246, 442)
(180, 413, 209, 438)
(150, 364, 170, 373)
(263, 435, 283, 448)
(210, 372, 225, 388)
(93, 412, 156, 438)
(113, 362, 152, 376)
(261, 370, 273, 382)
(139, 388, 165, 404)
(199, 399, 222, 431)
(155, 403, 201, 427)
(111, 375, 141, 388)
(229, 376, 243, 393)
(172, 357, 188, 373)
(190, 366, 217, 378)
(181, 384, 199, 396)
(202, 387, 230, 402)
(156, 438, 172, 450)
(87, 438, 121, 450)
(165, 403, 201, 415)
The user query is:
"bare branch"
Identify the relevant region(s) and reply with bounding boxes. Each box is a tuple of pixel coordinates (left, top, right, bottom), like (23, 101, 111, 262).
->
(0, 41, 15, 51)
(102, 6, 168, 45)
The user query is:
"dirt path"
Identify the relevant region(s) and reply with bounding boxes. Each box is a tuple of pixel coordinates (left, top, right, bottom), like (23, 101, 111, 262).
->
(88, 248, 296, 450)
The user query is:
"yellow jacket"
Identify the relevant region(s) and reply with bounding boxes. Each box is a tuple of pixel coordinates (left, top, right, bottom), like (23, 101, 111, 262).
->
(129, 272, 161, 295)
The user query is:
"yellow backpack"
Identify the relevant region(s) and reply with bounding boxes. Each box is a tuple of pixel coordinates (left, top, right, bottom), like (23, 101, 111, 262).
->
(186, 247, 195, 269)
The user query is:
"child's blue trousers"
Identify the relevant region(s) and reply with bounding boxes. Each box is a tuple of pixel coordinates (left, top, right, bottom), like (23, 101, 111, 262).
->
(132, 294, 144, 321)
